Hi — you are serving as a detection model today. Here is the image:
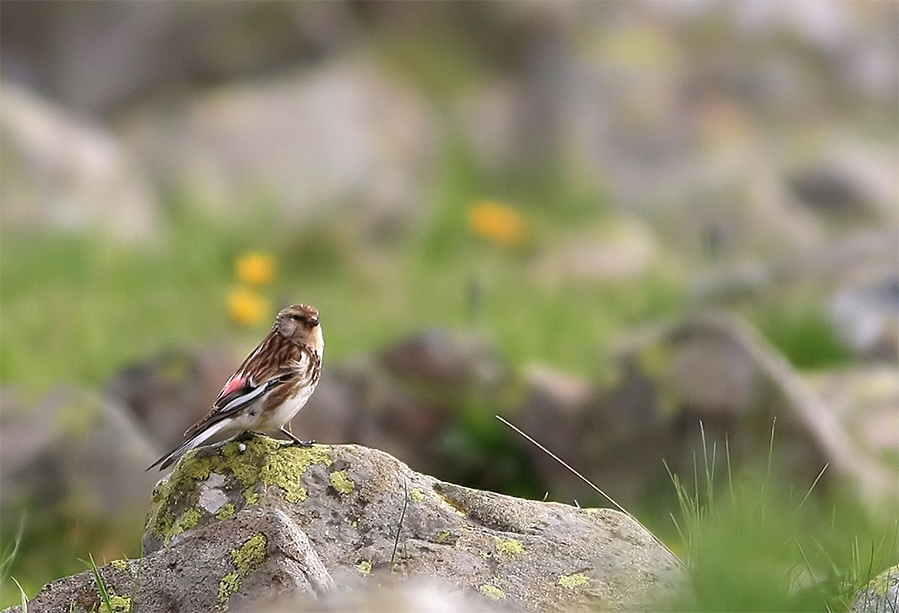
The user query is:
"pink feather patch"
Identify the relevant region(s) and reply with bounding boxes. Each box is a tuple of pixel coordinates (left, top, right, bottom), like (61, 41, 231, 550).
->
(221, 374, 249, 397)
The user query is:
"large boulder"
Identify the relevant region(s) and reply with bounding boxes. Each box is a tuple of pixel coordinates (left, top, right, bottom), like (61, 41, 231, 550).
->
(10, 437, 685, 612)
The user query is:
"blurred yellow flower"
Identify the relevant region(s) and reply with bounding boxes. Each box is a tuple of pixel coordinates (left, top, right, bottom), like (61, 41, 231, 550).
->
(228, 287, 270, 326)
(236, 252, 275, 286)
(468, 201, 529, 248)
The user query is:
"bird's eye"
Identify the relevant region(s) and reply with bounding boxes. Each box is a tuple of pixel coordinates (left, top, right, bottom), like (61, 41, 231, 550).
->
(291, 314, 305, 322)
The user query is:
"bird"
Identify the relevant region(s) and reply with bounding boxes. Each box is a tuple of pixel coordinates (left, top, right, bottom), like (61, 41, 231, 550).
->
(148, 303, 324, 471)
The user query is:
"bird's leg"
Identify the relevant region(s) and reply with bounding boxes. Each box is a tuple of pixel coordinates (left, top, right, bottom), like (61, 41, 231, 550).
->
(280, 425, 314, 447)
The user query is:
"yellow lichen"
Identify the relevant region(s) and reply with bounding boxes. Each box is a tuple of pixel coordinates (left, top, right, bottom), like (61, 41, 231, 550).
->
(243, 488, 260, 505)
(558, 572, 591, 589)
(410, 488, 425, 502)
(329, 470, 355, 494)
(866, 564, 899, 595)
(217, 535, 269, 611)
(493, 536, 524, 555)
(357, 560, 372, 575)
(217, 572, 241, 610)
(146, 436, 332, 544)
(167, 507, 202, 545)
(98, 594, 132, 613)
(109, 559, 131, 572)
(436, 530, 454, 544)
(216, 503, 236, 520)
(479, 584, 506, 600)
(232, 534, 267, 575)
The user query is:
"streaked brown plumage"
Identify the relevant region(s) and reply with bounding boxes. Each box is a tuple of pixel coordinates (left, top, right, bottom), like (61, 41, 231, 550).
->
(148, 304, 324, 471)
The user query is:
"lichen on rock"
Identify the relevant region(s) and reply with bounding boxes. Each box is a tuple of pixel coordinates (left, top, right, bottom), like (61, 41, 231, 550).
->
(144, 436, 332, 552)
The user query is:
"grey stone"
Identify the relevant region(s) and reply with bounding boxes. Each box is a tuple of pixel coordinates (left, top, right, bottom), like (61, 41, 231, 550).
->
(105, 346, 243, 452)
(138, 437, 684, 611)
(5, 507, 332, 613)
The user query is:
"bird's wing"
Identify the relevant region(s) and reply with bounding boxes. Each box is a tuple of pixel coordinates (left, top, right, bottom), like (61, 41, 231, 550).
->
(181, 372, 287, 440)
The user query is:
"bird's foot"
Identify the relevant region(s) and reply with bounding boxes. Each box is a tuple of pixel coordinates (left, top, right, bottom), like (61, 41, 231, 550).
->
(280, 426, 314, 447)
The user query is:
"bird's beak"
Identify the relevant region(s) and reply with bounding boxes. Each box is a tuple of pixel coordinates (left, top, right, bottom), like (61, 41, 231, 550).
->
(309, 317, 319, 327)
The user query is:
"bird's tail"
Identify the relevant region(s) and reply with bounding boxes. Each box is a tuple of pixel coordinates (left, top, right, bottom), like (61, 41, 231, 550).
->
(146, 420, 228, 471)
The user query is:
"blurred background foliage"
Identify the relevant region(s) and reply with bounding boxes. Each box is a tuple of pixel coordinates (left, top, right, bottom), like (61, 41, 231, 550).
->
(1, 1, 897, 610)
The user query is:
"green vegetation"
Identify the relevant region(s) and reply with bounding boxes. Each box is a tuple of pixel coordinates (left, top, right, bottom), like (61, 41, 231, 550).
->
(664, 428, 897, 611)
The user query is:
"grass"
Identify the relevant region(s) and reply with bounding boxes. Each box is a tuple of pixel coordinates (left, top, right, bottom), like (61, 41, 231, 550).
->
(663, 424, 898, 612)
(84, 554, 115, 613)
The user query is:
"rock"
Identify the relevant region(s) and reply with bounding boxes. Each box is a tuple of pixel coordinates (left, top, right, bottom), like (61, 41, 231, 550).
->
(6, 507, 333, 613)
(805, 367, 899, 472)
(117, 56, 439, 234)
(829, 275, 899, 360)
(270, 578, 501, 613)
(0, 82, 162, 244)
(532, 216, 659, 284)
(520, 312, 896, 509)
(0, 386, 160, 521)
(0, 386, 162, 600)
(851, 565, 899, 613)
(380, 329, 507, 390)
(788, 165, 882, 224)
(133, 437, 684, 611)
(0, 2, 356, 115)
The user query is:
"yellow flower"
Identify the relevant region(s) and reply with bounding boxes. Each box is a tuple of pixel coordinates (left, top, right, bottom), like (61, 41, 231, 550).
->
(235, 252, 275, 286)
(228, 288, 270, 326)
(468, 201, 529, 248)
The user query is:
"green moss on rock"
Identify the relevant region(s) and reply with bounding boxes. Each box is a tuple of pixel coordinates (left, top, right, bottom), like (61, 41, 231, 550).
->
(109, 559, 131, 572)
(167, 507, 202, 545)
(216, 503, 236, 520)
(216, 534, 270, 611)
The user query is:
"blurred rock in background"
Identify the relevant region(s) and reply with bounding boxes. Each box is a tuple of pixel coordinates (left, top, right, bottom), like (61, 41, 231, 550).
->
(0, 386, 159, 577)
(0, 82, 162, 244)
(104, 346, 242, 450)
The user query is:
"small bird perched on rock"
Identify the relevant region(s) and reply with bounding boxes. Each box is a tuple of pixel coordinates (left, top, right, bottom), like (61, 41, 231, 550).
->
(148, 304, 324, 471)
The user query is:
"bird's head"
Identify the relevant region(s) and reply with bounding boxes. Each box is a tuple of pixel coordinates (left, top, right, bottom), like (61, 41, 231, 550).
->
(275, 304, 323, 353)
